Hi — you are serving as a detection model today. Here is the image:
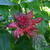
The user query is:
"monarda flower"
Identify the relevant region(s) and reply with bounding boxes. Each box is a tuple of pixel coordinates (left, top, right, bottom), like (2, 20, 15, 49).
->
(8, 11, 43, 39)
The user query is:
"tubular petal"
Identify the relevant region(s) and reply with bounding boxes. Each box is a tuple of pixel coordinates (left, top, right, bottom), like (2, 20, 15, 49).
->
(8, 22, 17, 28)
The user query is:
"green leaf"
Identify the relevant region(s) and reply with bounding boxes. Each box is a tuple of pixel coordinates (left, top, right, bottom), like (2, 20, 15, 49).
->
(10, 33, 35, 50)
(44, 48, 50, 50)
(10, 5, 22, 16)
(0, 5, 9, 18)
(0, 29, 11, 50)
(37, 20, 48, 34)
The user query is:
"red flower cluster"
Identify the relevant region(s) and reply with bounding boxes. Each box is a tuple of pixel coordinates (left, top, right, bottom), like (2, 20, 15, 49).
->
(8, 11, 43, 39)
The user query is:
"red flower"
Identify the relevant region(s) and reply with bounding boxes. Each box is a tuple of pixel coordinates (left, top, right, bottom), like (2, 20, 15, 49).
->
(8, 11, 43, 39)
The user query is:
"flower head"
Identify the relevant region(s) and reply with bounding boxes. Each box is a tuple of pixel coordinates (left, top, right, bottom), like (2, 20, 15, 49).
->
(8, 11, 43, 39)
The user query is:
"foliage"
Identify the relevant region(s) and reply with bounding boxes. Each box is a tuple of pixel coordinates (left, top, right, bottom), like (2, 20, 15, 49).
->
(0, 0, 50, 50)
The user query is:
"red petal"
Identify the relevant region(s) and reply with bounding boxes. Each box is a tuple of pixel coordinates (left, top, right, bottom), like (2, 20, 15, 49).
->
(14, 28, 24, 39)
(32, 17, 43, 24)
(26, 11, 33, 19)
(24, 25, 38, 36)
(8, 22, 17, 28)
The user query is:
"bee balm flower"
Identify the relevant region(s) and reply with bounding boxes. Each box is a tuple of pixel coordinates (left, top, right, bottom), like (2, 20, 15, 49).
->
(8, 11, 43, 39)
